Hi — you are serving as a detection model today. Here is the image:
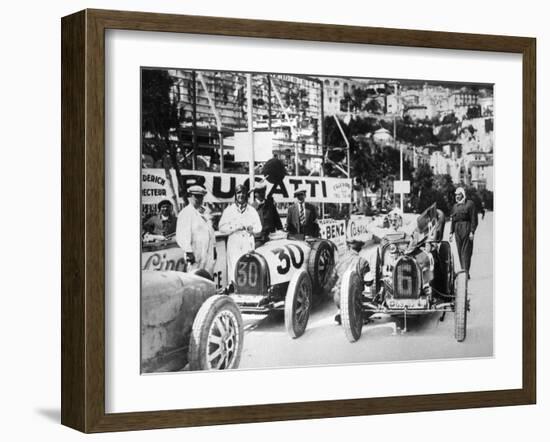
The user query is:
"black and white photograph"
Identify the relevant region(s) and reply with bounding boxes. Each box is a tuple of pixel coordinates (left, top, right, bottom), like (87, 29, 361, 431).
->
(140, 67, 494, 374)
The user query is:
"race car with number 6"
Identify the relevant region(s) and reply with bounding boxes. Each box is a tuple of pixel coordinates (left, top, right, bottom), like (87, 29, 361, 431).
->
(340, 204, 469, 344)
(229, 233, 335, 338)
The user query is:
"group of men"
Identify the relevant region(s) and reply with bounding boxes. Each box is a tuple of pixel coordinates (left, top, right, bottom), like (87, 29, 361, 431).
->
(143, 182, 320, 280)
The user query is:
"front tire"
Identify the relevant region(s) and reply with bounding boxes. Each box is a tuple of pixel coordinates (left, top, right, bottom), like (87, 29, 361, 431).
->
(454, 271, 468, 342)
(188, 295, 244, 370)
(285, 269, 313, 338)
(340, 268, 364, 342)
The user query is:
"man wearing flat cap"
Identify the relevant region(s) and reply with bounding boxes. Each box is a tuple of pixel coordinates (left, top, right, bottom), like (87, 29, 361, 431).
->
(286, 187, 320, 238)
(143, 199, 177, 240)
(450, 186, 477, 278)
(176, 185, 216, 275)
(219, 184, 262, 283)
(251, 181, 282, 246)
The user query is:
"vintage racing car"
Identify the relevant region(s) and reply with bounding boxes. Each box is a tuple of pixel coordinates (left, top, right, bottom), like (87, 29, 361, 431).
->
(339, 204, 468, 343)
(141, 270, 244, 372)
(229, 232, 335, 339)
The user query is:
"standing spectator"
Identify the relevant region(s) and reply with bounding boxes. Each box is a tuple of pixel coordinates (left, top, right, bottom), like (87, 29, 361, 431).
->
(286, 187, 320, 237)
(251, 182, 282, 246)
(143, 199, 177, 241)
(450, 187, 477, 278)
(175, 186, 216, 276)
(219, 184, 262, 283)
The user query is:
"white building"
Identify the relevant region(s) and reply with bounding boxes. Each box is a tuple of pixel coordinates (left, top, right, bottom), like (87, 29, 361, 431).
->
(465, 151, 494, 191)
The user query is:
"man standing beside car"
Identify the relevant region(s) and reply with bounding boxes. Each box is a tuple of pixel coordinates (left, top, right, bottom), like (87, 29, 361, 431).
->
(219, 184, 262, 283)
(176, 185, 216, 276)
(286, 187, 320, 238)
(450, 187, 477, 278)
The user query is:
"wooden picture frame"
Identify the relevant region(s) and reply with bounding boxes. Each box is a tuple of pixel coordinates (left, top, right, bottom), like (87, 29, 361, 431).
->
(61, 9, 536, 433)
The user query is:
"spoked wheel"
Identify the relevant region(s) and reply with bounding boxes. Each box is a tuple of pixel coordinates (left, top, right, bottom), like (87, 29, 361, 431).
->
(188, 295, 244, 370)
(340, 268, 364, 342)
(307, 240, 335, 294)
(454, 271, 468, 342)
(285, 269, 313, 338)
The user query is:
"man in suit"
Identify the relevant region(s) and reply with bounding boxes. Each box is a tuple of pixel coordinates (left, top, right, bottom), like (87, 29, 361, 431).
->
(286, 187, 320, 238)
(251, 181, 283, 246)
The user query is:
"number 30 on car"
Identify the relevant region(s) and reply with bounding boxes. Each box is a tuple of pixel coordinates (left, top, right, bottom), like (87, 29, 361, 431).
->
(230, 237, 335, 339)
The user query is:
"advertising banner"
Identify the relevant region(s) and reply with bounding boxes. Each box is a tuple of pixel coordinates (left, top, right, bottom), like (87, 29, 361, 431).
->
(319, 219, 347, 259)
(346, 216, 373, 242)
(141, 169, 180, 216)
(142, 236, 228, 290)
(169, 169, 352, 204)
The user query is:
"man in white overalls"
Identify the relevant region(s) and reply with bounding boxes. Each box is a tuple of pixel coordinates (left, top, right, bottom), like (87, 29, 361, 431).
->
(218, 184, 262, 284)
(175, 185, 216, 276)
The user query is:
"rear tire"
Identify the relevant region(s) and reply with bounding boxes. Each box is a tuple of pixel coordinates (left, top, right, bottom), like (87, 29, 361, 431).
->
(454, 271, 468, 342)
(284, 269, 313, 339)
(307, 240, 334, 294)
(340, 268, 364, 342)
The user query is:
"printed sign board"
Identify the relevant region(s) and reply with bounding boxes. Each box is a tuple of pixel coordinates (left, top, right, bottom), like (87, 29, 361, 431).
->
(230, 131, 274, 162)
(158, 169, 352, 204)
(393, 180, 411, 194)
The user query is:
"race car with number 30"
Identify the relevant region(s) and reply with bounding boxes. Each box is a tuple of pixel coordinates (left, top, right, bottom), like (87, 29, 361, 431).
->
(229, 232, 335, 338)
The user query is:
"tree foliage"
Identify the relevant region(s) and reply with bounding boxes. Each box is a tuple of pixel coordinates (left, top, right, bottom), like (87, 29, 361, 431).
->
(323, 116, 412, 193)
(141, 69, 188, 202)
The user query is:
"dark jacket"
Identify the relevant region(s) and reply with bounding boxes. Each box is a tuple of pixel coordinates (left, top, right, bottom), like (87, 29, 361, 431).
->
(143, 213, 177, 237)
(450, 200, 477, 235)
(253, 197, 283, 241)
(286, 202, 320, 237)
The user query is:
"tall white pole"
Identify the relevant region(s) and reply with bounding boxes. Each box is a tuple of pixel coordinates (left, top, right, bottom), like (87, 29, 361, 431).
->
(399, 123, 403, 212)
(395, 82, 403, 212)
(247, 74, 255, 202)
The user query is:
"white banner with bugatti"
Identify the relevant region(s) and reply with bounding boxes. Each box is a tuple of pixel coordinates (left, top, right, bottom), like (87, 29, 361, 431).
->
(142, 168, 352, 206)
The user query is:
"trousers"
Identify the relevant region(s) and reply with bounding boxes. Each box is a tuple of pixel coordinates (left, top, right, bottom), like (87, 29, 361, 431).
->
(454, 221, 473, 274)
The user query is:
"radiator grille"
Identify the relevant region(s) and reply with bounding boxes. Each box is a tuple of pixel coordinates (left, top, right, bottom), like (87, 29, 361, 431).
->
(392, 256, 421, 298)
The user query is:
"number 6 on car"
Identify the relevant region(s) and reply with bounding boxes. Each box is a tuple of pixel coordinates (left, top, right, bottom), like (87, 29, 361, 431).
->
(229, 233, 335, 338)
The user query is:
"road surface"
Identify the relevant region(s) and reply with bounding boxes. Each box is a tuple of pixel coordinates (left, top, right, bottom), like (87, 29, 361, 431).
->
(238, 212, 494, 370)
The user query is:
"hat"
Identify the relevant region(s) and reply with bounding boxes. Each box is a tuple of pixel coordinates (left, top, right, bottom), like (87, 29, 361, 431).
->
(188, 185, 207, 195)
(293, 187, 307, 196)
(346, 239, 365, 248)
(346, 238, 365, 247)
(157, 199, 173, 209)
(455, 187, 466, 197)
(235, 184, 248, 195)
